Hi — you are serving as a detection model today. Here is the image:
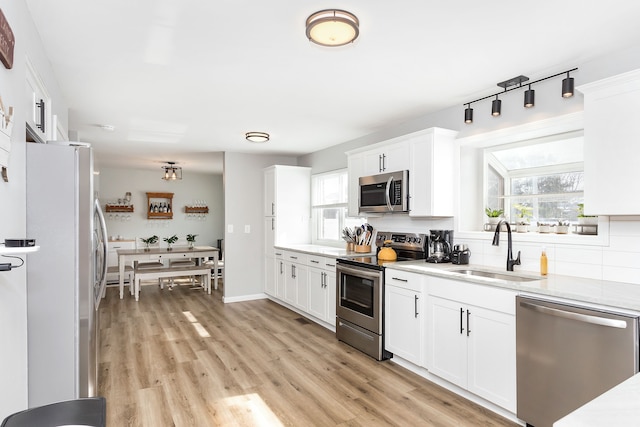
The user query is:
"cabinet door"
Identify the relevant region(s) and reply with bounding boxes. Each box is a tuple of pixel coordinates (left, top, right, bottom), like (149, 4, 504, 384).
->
(307, 267, 326, 320)
(264, 217, 275, 257)
(466, 305, 516, 412)
(385, 285, 423, 365)
(295, 263, 309, 311)
(325, 269, 336, 327)
(264, 255, 276, 296)
(264, 167, 275, 216)
(428, 295, 468, 389)
(362, 142, 410, 175)
(284, 261, 297, 305)
(275, 256, 286, 300)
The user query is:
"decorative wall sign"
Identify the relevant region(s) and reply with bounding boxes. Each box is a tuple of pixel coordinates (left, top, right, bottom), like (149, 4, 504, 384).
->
(0, 9, 15, 69)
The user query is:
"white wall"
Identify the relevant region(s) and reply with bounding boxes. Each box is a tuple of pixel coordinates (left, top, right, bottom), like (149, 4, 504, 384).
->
(223, 152, 297, 301)
(0, 0, 70, 417)
(98, 167, 224, 247)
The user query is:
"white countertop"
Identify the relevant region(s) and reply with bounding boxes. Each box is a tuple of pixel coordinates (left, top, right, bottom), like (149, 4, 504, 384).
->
(275, 244, 375, 258)
(554, 373, 640, 426)
(385, 260, 640, 313)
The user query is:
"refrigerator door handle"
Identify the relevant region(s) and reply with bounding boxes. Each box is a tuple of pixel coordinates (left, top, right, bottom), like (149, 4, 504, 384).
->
(94, 199, 108, 307)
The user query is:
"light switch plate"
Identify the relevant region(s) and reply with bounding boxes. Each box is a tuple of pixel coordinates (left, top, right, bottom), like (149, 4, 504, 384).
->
(244, 225, 250, 233)
(227, 224, 233, 233)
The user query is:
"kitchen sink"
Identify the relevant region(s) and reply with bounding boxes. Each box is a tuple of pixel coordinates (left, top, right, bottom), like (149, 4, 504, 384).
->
(450, 268, 542, 282)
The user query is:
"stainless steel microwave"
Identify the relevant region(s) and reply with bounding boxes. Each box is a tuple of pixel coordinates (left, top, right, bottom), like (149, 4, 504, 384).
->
(358, 170, 409, 213)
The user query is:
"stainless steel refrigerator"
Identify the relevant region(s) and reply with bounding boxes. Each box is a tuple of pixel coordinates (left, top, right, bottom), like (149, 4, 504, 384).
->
(26, 142, 108, 407)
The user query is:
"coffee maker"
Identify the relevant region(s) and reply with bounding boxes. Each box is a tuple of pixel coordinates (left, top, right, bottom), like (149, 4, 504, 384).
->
(426, 230, 454, 263)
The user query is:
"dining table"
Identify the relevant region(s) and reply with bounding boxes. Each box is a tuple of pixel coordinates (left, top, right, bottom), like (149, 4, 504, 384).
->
(117, 245, 219, 299)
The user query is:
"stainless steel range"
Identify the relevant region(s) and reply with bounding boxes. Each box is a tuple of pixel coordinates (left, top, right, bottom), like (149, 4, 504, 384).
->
(336, 231, 427, 360)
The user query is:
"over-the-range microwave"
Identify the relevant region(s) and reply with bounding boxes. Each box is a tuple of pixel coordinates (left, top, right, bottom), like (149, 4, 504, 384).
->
(358, 170, 409, 213)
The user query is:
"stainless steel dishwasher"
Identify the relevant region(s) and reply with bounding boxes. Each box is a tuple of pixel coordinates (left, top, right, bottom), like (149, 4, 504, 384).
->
(516, 295, 639, 427)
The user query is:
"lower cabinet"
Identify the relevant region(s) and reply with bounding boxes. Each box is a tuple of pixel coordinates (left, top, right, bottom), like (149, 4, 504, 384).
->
(267, 249, 337, 328)
(427, 276, 517, 413)
(308, 256, 337, 326)
(385, 269, 425, 366)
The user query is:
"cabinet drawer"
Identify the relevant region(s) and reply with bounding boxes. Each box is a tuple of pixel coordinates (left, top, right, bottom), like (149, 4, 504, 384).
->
(385, 268, 425, 293)
(308, 255, 337, 270)
(283, 251, 307, 264)
(428, 276, 516, 315)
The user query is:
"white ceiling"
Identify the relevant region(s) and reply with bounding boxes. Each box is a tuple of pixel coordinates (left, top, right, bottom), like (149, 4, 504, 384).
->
(24, 0, 640, 174)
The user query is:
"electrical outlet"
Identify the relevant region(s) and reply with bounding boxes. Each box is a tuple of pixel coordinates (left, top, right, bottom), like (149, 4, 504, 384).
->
(244, 225, 250, 233)
(227, 224, 233, 233)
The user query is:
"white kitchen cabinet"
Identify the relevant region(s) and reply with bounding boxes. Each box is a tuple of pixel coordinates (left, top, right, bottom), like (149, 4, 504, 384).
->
(578, 69, 640, 215)
(385, 269, 425, 366)
(275, 251, 285, 299)
(25, 56, 52, 143)
(427, 276, 516, 412)
(263, 165, 311, 295)
(408, 127, 458, 217)
(283, 251, 308, 311)
(346, 127, 457, 217)
(362, 140, 410, 175)
(307, 255, 337, 326)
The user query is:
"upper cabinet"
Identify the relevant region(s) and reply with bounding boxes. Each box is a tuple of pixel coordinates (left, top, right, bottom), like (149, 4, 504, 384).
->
(346, 127, 458, 217)
(578, 69, 640, 215)
(25, 56, 52, 143)
(362, 141, 410, 175)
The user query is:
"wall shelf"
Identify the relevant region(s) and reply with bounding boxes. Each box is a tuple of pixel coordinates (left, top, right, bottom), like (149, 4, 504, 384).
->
(105, 204, 134, 213)
(0, 245, 40, 255)
(184, 206, 209, 214)
(147, 192, 173, 219)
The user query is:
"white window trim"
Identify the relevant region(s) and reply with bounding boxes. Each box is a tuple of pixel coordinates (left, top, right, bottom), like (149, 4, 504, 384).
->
(456, 112, 610, 246)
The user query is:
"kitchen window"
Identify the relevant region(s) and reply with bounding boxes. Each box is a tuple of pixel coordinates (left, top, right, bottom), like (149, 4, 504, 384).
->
(485, 130, 585, 225)
(312, 169, 366, 245)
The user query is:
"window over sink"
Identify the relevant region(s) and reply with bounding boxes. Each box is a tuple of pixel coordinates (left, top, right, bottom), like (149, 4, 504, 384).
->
(312, 169, 366, 245)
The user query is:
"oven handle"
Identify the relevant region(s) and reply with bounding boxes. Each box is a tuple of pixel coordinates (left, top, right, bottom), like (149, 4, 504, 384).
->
(337, 264, 383, 281)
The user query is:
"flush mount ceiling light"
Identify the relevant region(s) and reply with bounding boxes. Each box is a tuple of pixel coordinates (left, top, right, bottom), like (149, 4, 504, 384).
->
(306, 9, 359, 47)
(245, 131, 270, 143)
(162, 161, 182, 181)
(462, 68, 577, 123)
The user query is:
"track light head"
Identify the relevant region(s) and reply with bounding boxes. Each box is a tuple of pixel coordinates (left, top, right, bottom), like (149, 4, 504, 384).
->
(524, 85, 535, 108)
(491, 96, 501, 117)
(464, 104, 473, 124)
(562, 72, 574, 98)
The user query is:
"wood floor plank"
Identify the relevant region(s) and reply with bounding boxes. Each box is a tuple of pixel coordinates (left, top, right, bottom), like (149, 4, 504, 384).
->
(99, 284, 518, 426)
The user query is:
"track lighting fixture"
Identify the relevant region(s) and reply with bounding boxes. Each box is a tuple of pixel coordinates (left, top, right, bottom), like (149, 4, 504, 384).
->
(562, 71, 574, 98)
(491, 95, 502, 116)
(462, 68, 577, 123)
(464, 104, 473, 124)
(524, 85, 535, 108)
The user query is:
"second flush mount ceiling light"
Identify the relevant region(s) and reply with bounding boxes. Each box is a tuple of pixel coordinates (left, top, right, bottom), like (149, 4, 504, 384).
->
(306, 9, 359, 47)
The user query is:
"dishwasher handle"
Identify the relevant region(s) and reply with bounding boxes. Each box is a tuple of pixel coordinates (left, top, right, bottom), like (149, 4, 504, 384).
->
(519, 300, 628, 329)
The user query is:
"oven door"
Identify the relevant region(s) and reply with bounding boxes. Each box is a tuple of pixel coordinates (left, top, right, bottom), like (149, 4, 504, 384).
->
(336, 263, 383, 334)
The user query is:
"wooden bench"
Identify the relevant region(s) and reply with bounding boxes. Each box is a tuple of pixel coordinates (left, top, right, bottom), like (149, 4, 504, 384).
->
(133, 265, 211, 301)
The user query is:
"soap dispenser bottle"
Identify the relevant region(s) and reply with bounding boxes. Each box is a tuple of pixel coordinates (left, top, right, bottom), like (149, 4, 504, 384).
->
(540, 247, 548, 276)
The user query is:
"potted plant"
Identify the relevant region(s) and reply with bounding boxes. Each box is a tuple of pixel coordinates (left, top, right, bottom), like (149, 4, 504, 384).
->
(186, 234, 197, 249)
(514, 204, 532, 233)
(554, 219, 570, 234)
(537, 222, 551, 233)
(577, 203, 598, 225)
(485, 207, 504, 225)
(163, 234, 178, 251)
(140, 235, 158, 251)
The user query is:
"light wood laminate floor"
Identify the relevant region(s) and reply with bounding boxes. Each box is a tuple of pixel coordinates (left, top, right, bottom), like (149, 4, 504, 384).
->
(98, 282, 517, 426)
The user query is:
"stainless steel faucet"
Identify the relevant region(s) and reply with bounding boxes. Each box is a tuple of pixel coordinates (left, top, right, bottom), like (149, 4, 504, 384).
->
(492, 220, 521, 271)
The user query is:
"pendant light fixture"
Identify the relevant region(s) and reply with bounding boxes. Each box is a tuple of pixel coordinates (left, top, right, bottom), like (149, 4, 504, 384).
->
(162, 161, 182, 181)
(245, 131, 270, 143)
(562, 71, 575, 98)
(524, 85, 535, 108)
(462, 68, 577, 123)
(306, 9, 359, 47)
(464, 104, 473, 124)
(491, 95, 502, 116)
